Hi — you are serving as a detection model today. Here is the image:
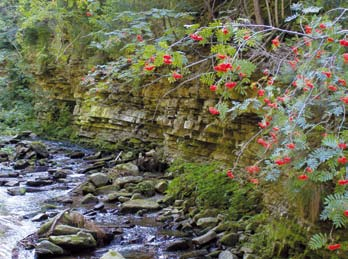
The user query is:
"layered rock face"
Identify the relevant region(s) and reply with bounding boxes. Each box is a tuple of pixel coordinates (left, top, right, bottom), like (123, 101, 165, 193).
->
(36, 62, 259, 162)
(72, 80, 259, 162)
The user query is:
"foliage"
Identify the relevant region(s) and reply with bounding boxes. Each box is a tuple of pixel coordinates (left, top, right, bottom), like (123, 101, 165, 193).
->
(167, 161, 261, 219)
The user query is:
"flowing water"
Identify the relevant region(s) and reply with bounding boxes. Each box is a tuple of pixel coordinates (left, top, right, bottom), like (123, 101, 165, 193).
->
(0, 139, 187, 259)
(0, 139, 89, 259)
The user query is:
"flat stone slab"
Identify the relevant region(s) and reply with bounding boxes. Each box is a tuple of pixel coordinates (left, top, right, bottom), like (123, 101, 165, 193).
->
(121, 199, 160, 212)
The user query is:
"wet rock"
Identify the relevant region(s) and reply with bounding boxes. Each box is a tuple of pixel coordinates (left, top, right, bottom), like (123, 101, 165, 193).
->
(7, 187, 26, 196)
(174, 200, 184, 207)
(166, 239, 192, 251)
(70, 151, 85, 159)
(14, 159, 30, 170)
(135, 180, 156, 197)
(96, 185, 120, 194)
(49, 231, 97, 248)
(196, 217, 219, 228)
(0, 172, 19, 178)
(27, 179, 53, 187)
(89, 173, 109, 187)
(51, 169, 69, 179)
(113, 162, 139, 174)
(121, 199, 160, 212)
(136, 153, 167, 172)
(219, 251, 238, 259)
(107, 192, 133, 202)
(4, 180, 20, 187)
(113, 176, 143, 187)
(30, 142, 49, 158)
(94, 202, 105, 210)
(118, 196, 130, 202)
(155, 180, 168, 194)
(180, 249, 208, 259)
(240, 247, 253, 254)
(219, 232, 239, 247)
(131, 193, 142, 200)
(82, 182, 97, 195)
(52, 225, 94, 236)
(0, 152, 9, 162)
(35, 240, 65, 256)
(14, 144, 30, 159)
(32, 213, 48, 222)
(192, 230, 217, 246)
(81, 193, 99, 204)
(100, 250, 126, 259)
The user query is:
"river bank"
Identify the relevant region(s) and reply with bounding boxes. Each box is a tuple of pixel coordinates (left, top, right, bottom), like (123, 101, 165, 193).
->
(0, 132, 331, 259)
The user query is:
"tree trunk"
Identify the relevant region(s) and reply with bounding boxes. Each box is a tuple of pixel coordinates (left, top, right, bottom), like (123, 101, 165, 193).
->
(253, 0, 264, 25)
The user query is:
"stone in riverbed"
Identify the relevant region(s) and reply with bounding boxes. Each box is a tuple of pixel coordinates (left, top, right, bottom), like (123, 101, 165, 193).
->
(107, 191, 132, 202)
(219, 232, 239, 247)
(100, 250, 126, 259)
(96, 184, 120, 194)
(135, 180, 156, 197)
(180, 249, 208, 259)
(81, 193, 99, 204)
(219, 250, 239, 259)
(192, 230, 217, 246)
(4, 180, 20, 187)
(35, 240, 65, 256)
(26, 179, 53, 187)
(30, 142, 49, 158)
(121, 199, 160, 213)
(113, 162, 139, 174)
(32, 213, 48, 222)
(14, 159, 30, 170)
(7, 187, 26, 196)
(70, 151, 85, 159)
(51, 169, 69, 179)
(113, 176, 143, 187)
(166, 239, 192, 251)
(89, 173, 109, 187)
(155, 180, 168, 193)
(196, 217, 219, 228)
(49, 231, 97, 248)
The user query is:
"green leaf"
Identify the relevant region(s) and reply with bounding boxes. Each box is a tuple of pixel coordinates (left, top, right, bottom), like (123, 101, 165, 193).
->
(308, 233, 327, 250)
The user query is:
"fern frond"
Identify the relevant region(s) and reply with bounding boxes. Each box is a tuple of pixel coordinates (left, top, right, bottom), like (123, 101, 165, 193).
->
(308, 233, 327, 250)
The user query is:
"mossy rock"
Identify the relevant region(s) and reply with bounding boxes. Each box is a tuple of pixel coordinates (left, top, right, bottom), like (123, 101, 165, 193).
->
(135, 180, 156, 197)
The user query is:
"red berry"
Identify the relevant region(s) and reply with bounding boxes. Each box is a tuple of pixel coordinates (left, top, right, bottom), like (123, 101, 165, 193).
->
(338, 156, 348, 164)
(225, 82, 237, 89)
(344, 210, 348, 217)
(327, 244, 341, 251)
(136, 34, 143, 42)
(172, 72, 182, 79)
(343, 53, 348, 63)
(338, 143, 347, 149)
(210, 85, 217, 91)
(272, 37, 280, 47)
(298, 174, 308, 180)
(86, 11, 92, 17)
(226, 170, 234, 179)
(287, 143, 295, 149)
(208, 107, 220, 115)
(258, 89, 265, 97)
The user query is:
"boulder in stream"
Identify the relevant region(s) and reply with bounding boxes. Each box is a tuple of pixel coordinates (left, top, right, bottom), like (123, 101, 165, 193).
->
(35, 240, 66, 256)
(49, 230, 97, 248)
(101, 250, 126, 259)
(121, 199, 160, 212)
(89, 172, 109, 187)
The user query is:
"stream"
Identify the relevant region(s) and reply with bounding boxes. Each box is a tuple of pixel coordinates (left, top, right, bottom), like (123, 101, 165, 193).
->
(0, 138, 187, 259)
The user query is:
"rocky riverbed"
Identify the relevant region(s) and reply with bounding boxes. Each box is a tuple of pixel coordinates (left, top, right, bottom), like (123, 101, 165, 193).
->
(0, 132, 258, 259)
